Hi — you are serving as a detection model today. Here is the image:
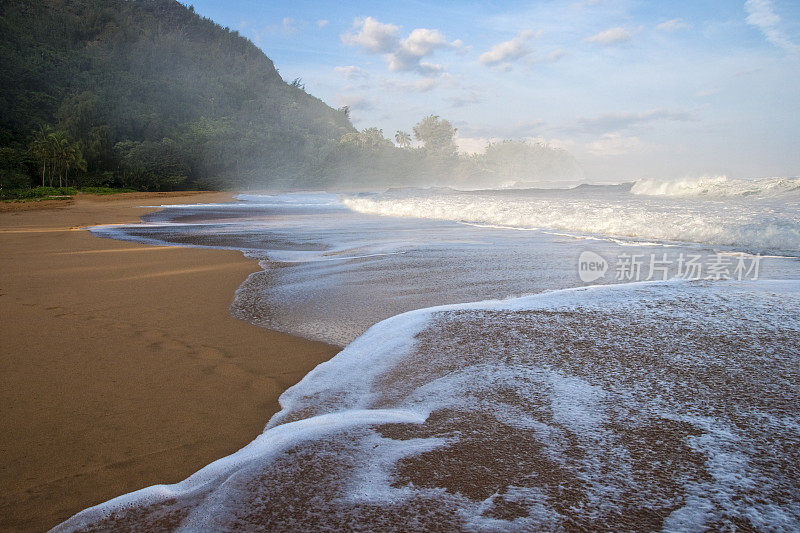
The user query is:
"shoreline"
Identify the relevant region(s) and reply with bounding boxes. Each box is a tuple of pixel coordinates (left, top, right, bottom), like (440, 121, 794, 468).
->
(0, 192, 340, 532)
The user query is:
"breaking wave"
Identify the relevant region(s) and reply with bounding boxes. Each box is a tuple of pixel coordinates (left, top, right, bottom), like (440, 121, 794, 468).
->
(630, 176, 800, 198)
(342, 181, 800, 255)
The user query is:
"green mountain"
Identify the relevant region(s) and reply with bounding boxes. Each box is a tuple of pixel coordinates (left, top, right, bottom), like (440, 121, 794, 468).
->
(0, 0, 355, 190)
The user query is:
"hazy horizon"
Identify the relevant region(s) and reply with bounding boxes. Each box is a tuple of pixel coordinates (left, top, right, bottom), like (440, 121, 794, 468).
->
(185, 0, 800, 182)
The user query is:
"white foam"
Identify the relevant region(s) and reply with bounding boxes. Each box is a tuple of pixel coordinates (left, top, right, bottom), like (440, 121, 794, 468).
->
(52, 408, 427, 532)
(342, 184, 800, 255)
(54, 282, 660, 530)
(631, 176, 800, 198)
(52, 258, 800, 530)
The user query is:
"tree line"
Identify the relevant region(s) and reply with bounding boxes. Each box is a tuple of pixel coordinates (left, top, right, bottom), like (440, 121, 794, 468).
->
(329, 115, 581, 189)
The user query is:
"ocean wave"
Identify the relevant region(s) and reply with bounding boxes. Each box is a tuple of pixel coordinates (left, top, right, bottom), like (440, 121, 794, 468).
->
(342, 185, 800, 255)
(630, 176, 800, 198)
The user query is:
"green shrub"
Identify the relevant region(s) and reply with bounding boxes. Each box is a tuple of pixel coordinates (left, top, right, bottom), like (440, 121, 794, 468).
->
(80, 186, 137, 195)
(8, 186, 76, 200)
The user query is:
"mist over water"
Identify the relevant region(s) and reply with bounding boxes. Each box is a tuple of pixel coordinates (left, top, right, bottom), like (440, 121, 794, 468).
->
(65, 178, 800, 531)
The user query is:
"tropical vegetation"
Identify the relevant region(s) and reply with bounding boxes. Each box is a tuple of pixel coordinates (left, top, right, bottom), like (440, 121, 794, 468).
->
(0, 0, 581, 194)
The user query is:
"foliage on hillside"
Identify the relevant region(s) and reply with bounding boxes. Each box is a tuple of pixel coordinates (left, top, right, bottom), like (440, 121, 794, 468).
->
(0, 0, 354, 191)
(0, 1, 581, 192)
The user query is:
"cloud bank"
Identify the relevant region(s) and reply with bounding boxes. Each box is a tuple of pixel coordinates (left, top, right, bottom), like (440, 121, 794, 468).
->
(342, 17, 459, 75)
(479, 30, 537, 67)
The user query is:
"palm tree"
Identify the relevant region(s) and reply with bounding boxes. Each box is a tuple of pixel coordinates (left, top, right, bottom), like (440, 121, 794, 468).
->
(30, 126, 52, 186)
(48, 131, 70, 187)
(30, 127, 85, 188)
(394, 130, 411, 148)
(64, 143, 86, 187)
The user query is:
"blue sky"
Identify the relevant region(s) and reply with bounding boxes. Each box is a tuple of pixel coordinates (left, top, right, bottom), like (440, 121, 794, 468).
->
(187, 0, 800, 180)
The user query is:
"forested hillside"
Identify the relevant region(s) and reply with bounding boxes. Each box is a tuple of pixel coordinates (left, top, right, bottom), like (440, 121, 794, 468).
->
(0, 0, 355, 191)
(0, 0, 582, 193)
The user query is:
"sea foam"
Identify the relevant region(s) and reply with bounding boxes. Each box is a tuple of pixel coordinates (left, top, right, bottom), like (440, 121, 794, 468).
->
(65, 191, 800, 530)
(630, 175, 800, 198)
(342, 180, 800, 255)
(53, 280, 800, 531)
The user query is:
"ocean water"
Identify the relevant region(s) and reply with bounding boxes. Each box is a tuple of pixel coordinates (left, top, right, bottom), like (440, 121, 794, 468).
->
(57, 177, 800, 531)
(343, 176, 800, 256)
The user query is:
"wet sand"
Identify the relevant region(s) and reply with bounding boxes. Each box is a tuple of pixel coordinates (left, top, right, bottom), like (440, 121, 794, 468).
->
(0, 192, 339, 532)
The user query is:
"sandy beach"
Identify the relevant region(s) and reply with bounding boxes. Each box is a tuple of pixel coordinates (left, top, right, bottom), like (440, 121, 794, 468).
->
(0, 192, 339, 532)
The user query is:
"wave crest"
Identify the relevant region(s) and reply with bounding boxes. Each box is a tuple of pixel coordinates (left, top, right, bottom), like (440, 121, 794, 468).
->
(631, 176, 800, 197)
(342, 183, 800, 255)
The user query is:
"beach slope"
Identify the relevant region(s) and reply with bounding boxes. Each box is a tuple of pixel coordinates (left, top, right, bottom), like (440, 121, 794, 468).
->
(0, 193, 338, 532)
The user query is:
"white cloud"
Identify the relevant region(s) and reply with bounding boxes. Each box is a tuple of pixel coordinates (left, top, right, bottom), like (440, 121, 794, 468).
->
(744, 0, 800, 53)
(342, 18, 459, 75)
(746, 0, 780, 28)
(334, 65, 369, 80)
(401, 28, 450, 56)
(585, 27, 632, 46)
(576, 108, 693, 134)
(418, 62, 444, 75)
(655, 18, 690, 32)
(479, 30, 537, 67)
(586, 133, 648, 156)
(317, 20, 329, 28)
(389, 29, 458, 74)
(342, 17, 400, 53)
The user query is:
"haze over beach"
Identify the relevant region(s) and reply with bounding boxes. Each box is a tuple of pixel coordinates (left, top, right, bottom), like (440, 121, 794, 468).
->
(188, 0, 800, 181)
(1, 0, 799, 531)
